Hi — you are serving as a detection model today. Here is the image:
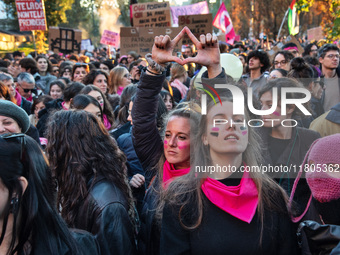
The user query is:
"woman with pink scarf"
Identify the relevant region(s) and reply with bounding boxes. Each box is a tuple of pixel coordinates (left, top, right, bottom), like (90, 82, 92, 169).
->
(169, 63, 188, 102)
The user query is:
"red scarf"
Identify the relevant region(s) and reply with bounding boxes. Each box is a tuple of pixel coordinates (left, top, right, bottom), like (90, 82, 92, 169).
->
(201, 169, 258, 223)
(163, 160, 190, 189)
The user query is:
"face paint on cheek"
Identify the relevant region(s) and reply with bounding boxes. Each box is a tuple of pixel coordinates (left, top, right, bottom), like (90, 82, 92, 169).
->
(211, 127, 219, 132)
(164, 140, 168, 149)
(273, 111, 280, 116)
(240, 126, 247, 136)
(242, 131, 248, 136)
(177, 141, 189, 150)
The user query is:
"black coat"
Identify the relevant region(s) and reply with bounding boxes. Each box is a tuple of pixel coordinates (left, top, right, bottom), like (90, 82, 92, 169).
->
(36, 99, 63, 137)
(73, 177, 137, 255)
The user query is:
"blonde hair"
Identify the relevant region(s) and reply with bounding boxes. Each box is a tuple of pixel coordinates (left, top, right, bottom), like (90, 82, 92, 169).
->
(109, 66, 128, 94)
(170, 63, 187, 83)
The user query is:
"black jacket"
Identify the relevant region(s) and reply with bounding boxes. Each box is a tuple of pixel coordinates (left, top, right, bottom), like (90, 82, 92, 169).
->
(73, 176, 136, 255)
(258, 127, 320, 194)
(20, 96, 32, 115)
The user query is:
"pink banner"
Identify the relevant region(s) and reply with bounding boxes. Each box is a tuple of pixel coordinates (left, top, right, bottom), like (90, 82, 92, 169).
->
(15, 0, 47, 31)
(100, 30, 120, 47)
(171, 1, 209, 26)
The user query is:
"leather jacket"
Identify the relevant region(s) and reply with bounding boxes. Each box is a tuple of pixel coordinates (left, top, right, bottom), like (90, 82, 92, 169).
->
(74, 176, 137, 255)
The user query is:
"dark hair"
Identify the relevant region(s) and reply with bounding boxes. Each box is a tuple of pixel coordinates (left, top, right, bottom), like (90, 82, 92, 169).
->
(49, 80, 66, 95)
(247, 50, 270, 73)
(0, 135, 81, 254)
(58, 77, 71, 86)
(45, 110, 135, 228)
(283, 42, 298, 50)
(12, 51, 22, 58)
(272, 51, 294, 67)
(36, 55, 53, 74)
(19, 58, 38, 74)
(31, 95, 53, 114)
(160, 90, 175, 110)
(271, 68, 288, 77)
(72, 64, 90, 81)
(82, 69, 109, 87)
(80, 85, 115, 126)
(288, 57, 317, 87)
(70, 94, 103, 121)
(303, 56, 320, 66)
(68, 54, 79, 62)
(303, 43, 318, 57)
(318, 43, 339, 58)
(127, 51, 139, 61)
(49, 53, 61, 61)
(0, 60, 10, 68)
(63, 82, 85, 102)
(128, 59, 144, 73)
(259, 77, 311, 118)
(101, 60, 115, 71)
(114, 84, 138, 128)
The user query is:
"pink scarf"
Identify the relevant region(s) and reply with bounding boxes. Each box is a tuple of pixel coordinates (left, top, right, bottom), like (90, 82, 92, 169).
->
(61, 101, 68, 110)
(117, 86, 124, 96)
(163, 160, 190, 189)
(171, 79, 188, 99)
(201, 170, 259, 223)
(103, 114, 111, 130)
(14, 91, 22, 106)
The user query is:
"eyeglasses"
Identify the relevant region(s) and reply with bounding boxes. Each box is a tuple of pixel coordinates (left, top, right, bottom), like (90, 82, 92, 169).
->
(325, 54, 340, 59)
(0, 133, 25, 161)
(17, 83, 37, 94)
(290, 50, 298, 55)
(310, 49, 318, 52)
(274, 60, 287, 66)
(75, 63, 88, 66)
(123, 74, 131, 78)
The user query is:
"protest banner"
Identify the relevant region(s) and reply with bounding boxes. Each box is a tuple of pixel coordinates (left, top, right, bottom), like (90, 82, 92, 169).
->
(131, 2, 171, 27)
(15, 0, 47, 31)
(100, 30, 120, 47)
(49, 27, 82, 54)
(120, 27, 182, 56)
(81, 39, 93, 51)
(178, 14, 212, 45)
(171, 1, 209, 26)
(307, 26, 324, 41)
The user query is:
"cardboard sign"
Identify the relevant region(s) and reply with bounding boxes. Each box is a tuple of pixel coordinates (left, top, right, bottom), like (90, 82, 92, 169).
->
(131, 2, 171, 27)
(171, 1, 209, 26)
(307, 26, 324, 41)
(120, 27, 182, 56)
(15, 0, 47, 31)
(178, 14, 212, 45)
(100, 30, 120, 47)
(49, 27, 82, 54)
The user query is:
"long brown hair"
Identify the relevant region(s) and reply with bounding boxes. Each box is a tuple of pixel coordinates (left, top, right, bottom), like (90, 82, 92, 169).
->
(0, 81, 16, 104)
(46, 110, 135, 228)
(109, 66, 128, 94)
(160, 93, 289, 243)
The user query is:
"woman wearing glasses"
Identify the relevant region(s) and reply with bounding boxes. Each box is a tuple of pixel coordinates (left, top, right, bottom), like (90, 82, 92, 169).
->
(0, 133, 100, 255)
(109, 66, 132, 95)
(272, 51, 294, 72)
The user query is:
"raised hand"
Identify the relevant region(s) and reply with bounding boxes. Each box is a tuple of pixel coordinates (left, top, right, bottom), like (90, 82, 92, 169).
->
(182, 27, 222, 78)
(151, 28, 186, 66)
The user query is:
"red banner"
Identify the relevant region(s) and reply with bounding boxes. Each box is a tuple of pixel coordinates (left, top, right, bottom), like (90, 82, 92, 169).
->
(15, 0, 47, 31)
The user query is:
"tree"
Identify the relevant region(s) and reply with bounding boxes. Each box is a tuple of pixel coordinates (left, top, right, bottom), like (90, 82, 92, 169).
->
(296, 0, 340, 41)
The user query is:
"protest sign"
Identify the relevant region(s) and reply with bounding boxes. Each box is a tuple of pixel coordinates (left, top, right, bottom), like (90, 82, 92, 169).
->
(307, 26, 324, 41)
(131, 2, 171, 27)
(15, 0, 47, 31)
(178, 14, 212, 45)
(49, 27, 82, 54)
(81, 39, 92, 51)
(120, 27, 182, 56)
(100, 30, 120, 47)
(284, 35, 304, 55)
(170, 1, 209, 26)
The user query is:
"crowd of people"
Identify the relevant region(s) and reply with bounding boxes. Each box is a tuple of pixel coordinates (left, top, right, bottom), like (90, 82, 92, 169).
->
(0, 26, 340, 254)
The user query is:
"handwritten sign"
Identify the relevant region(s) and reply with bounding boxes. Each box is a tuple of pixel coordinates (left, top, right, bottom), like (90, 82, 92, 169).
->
(100, 30, 120, 47)
(120, 27, 182, 56)
(15, 0, 47, 31)
(178, 14, 212, 45)
(171, 1, 209, 26)
(131, 2, 171, 27)
(307, 26, 324, 41)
